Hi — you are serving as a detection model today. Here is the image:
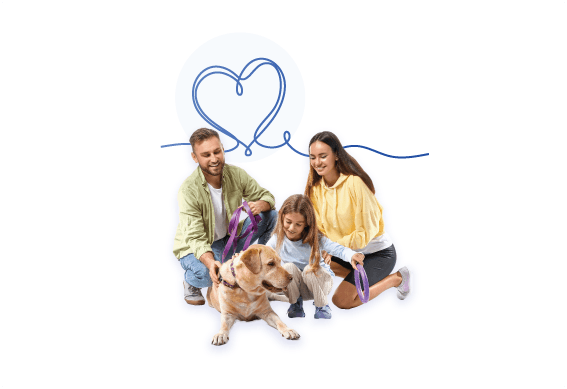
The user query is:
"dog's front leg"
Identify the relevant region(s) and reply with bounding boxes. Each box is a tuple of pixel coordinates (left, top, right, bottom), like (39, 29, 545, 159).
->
(266, 291, 289, 302)
(212, 313, 236, 346)
(260, 310, 300, 340)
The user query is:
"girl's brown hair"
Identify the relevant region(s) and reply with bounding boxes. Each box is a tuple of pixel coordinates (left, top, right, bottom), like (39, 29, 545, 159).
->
(304, 131, 375, 197)
(273, 194, 322, 275)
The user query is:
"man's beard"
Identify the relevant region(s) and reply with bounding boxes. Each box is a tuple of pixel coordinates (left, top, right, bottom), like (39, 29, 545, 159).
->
(201, 161, 224, 177)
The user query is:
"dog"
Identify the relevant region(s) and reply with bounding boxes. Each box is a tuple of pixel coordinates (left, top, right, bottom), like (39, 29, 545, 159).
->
(206, 244, 300, 346)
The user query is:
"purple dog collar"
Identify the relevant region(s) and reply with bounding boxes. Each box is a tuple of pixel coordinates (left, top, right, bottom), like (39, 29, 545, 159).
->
(354, 264, 370, 303)
(221, 257, 239, 289)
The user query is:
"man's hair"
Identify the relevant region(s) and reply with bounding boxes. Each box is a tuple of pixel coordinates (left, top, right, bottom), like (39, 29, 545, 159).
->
(189, 128, 220, 152)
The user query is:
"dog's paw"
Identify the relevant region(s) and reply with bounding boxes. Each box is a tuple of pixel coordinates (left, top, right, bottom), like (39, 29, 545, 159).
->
(281, 328, 300, 340)
(211, 332, 229, 346)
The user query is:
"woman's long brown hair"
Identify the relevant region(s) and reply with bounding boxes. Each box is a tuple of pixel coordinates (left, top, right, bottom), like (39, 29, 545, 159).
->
(304, 131, 375, 197)
(273, 194, 322, 275)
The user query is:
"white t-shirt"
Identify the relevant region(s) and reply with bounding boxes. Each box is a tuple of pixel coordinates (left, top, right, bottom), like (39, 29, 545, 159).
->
(354, 232, 393, 254)
(207, 183, 228, 241)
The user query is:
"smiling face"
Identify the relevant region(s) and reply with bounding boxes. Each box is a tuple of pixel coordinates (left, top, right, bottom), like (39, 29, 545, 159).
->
(283, 212, 307, 242)
(191, 136, 225, 179)
(309, 140, 339, 181)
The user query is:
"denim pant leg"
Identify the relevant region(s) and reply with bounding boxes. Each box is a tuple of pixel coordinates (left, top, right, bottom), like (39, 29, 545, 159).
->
(180, 238, 230, 288)
(234, 210, 277, 253)
(180, 253, 211, 288)
(210, 236, 230, 263)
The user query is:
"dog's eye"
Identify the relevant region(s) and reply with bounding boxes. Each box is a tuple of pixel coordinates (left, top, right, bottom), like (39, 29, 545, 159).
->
(268, 262, 275, 266)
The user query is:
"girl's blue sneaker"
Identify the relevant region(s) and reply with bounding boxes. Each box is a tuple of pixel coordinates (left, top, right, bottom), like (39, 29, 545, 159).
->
(314, 304, 332, 319)
(287, 296, 305, 318)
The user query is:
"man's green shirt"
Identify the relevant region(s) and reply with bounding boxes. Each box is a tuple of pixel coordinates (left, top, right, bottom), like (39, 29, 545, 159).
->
(173, 164, 275, 261)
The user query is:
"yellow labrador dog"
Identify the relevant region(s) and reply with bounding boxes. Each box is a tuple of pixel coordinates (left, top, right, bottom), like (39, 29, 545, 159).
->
(206, 244, 300, 346)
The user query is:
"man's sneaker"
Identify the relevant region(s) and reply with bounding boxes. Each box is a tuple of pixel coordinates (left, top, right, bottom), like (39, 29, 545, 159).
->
(314, 305, 332, 319)
(183, 281, 205, 305)
(396, 267, 411, 300)
(287, 296, 305, 318)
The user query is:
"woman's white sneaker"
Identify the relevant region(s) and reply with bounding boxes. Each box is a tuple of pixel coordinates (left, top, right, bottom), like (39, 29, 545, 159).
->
(396, 267, 410, 300)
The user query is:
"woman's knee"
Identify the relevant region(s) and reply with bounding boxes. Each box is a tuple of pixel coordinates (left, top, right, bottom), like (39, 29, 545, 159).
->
(332, 288, 356, 309)
(332, 293, 347, 309)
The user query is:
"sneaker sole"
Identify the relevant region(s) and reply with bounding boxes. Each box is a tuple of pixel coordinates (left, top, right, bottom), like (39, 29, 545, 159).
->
(185, 298, 206, 306)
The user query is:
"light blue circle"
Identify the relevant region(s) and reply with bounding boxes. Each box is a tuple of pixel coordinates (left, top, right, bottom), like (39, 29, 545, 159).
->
(176, 33, 305, 162)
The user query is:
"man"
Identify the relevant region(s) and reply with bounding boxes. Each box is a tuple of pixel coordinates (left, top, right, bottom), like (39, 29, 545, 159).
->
(173, 128, 277, 305)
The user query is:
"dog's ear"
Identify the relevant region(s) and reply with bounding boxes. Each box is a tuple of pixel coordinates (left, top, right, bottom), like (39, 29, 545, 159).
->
(240, 247, 262, 274)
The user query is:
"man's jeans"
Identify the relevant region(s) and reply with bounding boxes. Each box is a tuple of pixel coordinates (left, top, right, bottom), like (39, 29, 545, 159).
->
(180, 210, 277, 288)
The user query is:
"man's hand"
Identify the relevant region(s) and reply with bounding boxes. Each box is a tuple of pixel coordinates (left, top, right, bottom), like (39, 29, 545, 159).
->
(350, 253, 365, 270)
(322, 250, 332, 265)
(247, 200, 270, 215)
(208, 261, 222, 288)
(199, 251, 221, 288)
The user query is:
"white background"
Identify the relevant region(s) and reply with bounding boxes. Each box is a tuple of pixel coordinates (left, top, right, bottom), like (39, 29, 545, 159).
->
(1, 1, 565, 388)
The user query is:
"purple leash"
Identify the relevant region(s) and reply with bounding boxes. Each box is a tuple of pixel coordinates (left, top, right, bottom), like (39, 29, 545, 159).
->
(221, 200, 261, 263)
(354, 264, 370, 303)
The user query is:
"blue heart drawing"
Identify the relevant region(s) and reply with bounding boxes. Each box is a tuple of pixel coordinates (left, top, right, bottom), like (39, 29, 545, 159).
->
(163, 57, 428, 159)
(192, 58, 286, 156)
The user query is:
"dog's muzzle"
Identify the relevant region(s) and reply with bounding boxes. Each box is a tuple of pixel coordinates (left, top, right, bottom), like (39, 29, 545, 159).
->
(261, 281, 286, 293)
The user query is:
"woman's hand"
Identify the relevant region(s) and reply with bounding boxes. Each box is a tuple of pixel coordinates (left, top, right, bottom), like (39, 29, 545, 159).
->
(350, 253, 365, 270)
(322, 250, 332, 265)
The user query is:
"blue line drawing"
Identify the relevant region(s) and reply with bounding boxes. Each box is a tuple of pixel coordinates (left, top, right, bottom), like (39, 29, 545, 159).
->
(343, 145, 429, 159)
(162, 57, 429, 159)
(192, 58, 286, 156)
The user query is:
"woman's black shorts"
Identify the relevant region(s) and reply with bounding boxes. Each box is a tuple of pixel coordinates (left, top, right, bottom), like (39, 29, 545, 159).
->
(331, 244, 397, 286)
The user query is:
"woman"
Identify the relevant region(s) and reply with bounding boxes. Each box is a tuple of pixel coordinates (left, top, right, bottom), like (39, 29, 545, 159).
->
(305, 131, 410, 309)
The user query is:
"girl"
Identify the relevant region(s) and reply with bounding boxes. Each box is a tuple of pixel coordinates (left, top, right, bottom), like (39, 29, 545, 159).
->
(266, 194, 364, 319)
(305, 131, 410, 310)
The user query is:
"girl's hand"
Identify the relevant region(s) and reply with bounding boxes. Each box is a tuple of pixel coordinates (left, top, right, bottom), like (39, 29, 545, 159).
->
(322, 250, 332, 265)
(350, 253, 365, 270)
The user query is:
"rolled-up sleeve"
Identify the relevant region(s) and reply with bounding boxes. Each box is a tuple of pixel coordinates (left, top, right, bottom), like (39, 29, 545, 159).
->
(240, 169, 275, 210)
